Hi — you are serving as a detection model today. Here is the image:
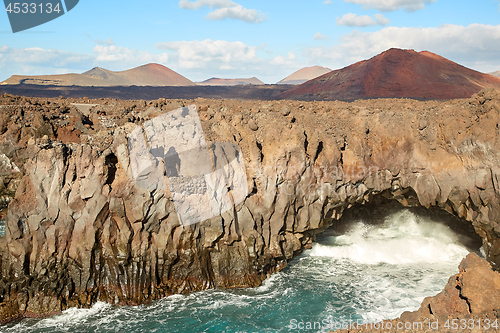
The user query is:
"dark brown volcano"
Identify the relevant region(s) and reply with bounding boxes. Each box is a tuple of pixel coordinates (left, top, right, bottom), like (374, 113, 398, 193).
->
(281, 48, 500, 101)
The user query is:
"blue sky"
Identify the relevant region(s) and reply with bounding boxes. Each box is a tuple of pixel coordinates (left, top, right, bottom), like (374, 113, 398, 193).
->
(1, 0, 499, 83)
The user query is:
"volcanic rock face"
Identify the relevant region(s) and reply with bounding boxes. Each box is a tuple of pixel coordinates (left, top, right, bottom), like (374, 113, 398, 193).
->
(1, 89, 500, 323)
(282, 48, 500, 100)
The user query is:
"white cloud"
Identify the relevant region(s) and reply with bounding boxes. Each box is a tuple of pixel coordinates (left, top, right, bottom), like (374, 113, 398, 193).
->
(205, 5, 266, 23)
(0, 46, 93, 67)
(271, 52, 297, 66)
(156, 39, 259, 70)
(324, 0, 332, 4)
(314, 32, 329, 40)
(156, 39, 300, 82)
(304, 24, 500, 73)
(336, 13, 390, 27)
(179, 0, 266, 23)
(93, 45, 169, 65)
(343, 0, 435, 12)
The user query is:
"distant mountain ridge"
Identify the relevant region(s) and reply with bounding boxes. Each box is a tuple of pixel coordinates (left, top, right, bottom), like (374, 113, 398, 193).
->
(197, 77, 264, 86)
(490, 71, 500, 77)
(1, 63, 195, 87)
(277, 66, 332, 85)
(281, 48, 500, 101)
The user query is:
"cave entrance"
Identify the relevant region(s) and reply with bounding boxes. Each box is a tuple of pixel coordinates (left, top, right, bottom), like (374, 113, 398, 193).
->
(289, 196, 484, 323)
(323, 196, 484, 259)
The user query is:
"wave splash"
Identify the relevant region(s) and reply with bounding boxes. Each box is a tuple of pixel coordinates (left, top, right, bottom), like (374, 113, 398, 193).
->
(305, 208, 478, 322)
(309, 209, 471, 265)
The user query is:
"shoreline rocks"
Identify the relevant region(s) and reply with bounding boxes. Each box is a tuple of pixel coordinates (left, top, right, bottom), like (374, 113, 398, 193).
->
(0, 90, 500, 323)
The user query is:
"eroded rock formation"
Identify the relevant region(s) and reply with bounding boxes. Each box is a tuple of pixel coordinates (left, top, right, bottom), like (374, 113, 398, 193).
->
(1, 89, 500, 323)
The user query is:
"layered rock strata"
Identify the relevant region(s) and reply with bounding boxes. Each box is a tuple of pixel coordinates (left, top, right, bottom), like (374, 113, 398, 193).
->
(1, 90, 500, 323)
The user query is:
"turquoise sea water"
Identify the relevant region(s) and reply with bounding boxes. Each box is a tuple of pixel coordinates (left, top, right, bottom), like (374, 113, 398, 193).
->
(1, 210, 476, 333)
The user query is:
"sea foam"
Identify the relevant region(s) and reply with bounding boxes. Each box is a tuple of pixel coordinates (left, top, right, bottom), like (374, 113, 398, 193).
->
(308, 210, 470, 265)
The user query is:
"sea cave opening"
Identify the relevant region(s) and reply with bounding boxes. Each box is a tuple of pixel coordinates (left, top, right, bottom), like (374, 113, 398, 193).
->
(290, 194, 484, 324)
(323, 195, 483, 260)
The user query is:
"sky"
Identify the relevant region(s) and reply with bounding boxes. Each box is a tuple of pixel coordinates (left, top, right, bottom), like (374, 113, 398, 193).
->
(0, 0, 499, 84)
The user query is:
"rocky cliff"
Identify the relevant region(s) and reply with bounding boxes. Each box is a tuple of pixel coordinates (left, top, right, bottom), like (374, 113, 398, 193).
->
(1, 89, 500, 323)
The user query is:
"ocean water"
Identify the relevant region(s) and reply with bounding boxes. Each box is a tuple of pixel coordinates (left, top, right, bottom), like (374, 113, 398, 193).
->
(2, 210, 476, 333)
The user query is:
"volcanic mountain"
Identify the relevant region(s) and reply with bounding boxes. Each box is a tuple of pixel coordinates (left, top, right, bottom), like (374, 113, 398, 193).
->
(281, 48, 500, 101)
(1, 63, 195, 86)
(197, 77, 264, 86)
(277, 66, 332, 85)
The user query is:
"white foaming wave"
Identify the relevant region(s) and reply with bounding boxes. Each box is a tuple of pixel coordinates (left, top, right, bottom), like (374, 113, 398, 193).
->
(198, 295, 251, 310)
(151, 283, 287, 314)
(351, 266, 456, 323)
(308, 210, 471, 265)
(146, 293, 192, 315)
(252, 270, 282, 293)
(41, 301, 110, 326)
(310, 239, 468, 265)
(3, 301, 112, 332)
